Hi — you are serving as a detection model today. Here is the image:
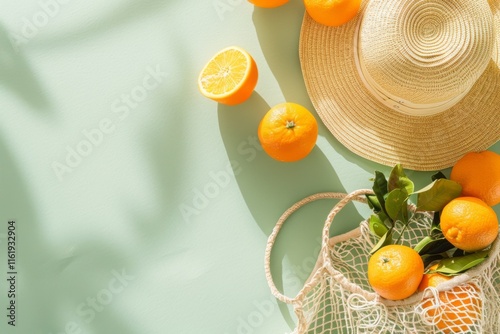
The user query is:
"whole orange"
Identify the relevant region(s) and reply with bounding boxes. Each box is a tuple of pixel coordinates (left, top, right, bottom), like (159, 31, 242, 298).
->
(440, 197, 499, 252)
(248, 0, 289, 8)
(450, 150, 500, 206)
(419, 264, 482, 334)
(418, 264, 451, 293)
(367, 245, 424, 300)
(258, 103, 318, 162)
(198, 46, 258, 106)
(304, 0, 362, 27)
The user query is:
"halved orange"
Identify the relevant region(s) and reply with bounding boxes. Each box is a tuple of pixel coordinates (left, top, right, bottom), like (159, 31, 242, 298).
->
(198, 46, 258, 105)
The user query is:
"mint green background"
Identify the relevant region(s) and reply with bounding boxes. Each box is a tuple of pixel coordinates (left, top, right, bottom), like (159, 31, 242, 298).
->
(0, 1, 499, 333)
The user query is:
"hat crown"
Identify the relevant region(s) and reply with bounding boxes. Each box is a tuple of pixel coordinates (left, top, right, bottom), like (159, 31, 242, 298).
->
(358, 0, 494, 112)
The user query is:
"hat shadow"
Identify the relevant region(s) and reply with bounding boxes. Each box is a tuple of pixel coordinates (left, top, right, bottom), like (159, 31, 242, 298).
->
(217, 92, 365, 329)
(251, 2, 387, 177)
(252, 2, 311, 103)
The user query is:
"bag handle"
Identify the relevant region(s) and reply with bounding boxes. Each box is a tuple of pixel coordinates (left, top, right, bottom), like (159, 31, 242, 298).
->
(264, 190, 373, 304)
(320, 189, 374, 268)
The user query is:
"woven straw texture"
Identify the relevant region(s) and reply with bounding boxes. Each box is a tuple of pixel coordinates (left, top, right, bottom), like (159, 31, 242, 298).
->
(359, 0, 494, 105)
(299, 0, 500, 171)
(265, 190, 500, 334)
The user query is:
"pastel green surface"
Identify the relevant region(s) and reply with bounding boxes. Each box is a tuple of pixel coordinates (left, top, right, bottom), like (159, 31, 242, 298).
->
(0, 1, 499, 333)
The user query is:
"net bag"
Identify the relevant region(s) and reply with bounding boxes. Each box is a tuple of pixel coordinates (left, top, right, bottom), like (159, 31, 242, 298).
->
(264, 189, 500, 333)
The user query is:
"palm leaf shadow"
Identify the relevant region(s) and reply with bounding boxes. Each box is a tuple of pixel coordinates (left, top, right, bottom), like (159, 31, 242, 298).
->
(0, 134, 139, 333)
(0, 24, 51, 110)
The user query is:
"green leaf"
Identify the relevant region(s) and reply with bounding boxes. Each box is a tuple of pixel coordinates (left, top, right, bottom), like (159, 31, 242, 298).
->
(369, 214, 389, 238)
(366, 195, 391, 226)
(432, 251, 490, 275)
(430, 211, 441, 234)
(372, 171, 390, 219)
(422, 254, 446, 268)
(414, 236, 434, 254)
(388, 164, 414, 194)
(366, 194, 382, 212)
(370, 229, 393, 254)
(414, 236, 455, 255)
(385, 188, 409, 223)
(414, 179, 462, 212)
(378, 211, 390, 227)
(373, 171, 389, 195)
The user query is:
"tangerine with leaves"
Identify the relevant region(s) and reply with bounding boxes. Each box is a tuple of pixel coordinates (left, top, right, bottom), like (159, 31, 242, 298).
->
(419, 264, 482, 334)
(440, 197, 498, 252)
(304, 0, 362, 27)
(450, 150, 500, 206)
(258, 103, 318, 162)
(367, 245, 424, 300)
(198, 46, 258, 105)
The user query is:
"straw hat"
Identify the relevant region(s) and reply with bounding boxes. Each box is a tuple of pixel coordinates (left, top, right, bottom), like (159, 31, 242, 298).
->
(300, 0, 500, 171)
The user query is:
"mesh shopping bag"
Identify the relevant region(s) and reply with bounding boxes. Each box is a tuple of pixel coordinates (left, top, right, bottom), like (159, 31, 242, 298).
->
(264, 189, 500, 333)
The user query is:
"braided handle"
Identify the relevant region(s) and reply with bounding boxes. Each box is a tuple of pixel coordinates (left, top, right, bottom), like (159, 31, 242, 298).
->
(320, 189, 373, 267)
(264, 190, 373, 304)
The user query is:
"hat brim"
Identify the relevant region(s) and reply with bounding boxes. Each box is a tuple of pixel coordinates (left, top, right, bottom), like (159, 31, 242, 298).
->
(299, 1, 500, 171)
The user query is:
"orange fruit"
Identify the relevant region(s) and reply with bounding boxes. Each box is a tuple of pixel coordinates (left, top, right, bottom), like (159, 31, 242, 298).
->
(419, 264, 482, 334)
(304, 0, 362, 27)
(450, 150, 500, 206)
(198, 46, 258, 105)
(258, 103, 318, 162)
(418, 264, 451, 293)
(248, 0, 289, 8)
(440, 197, 499, 252)
(367, 245, 424, 300)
